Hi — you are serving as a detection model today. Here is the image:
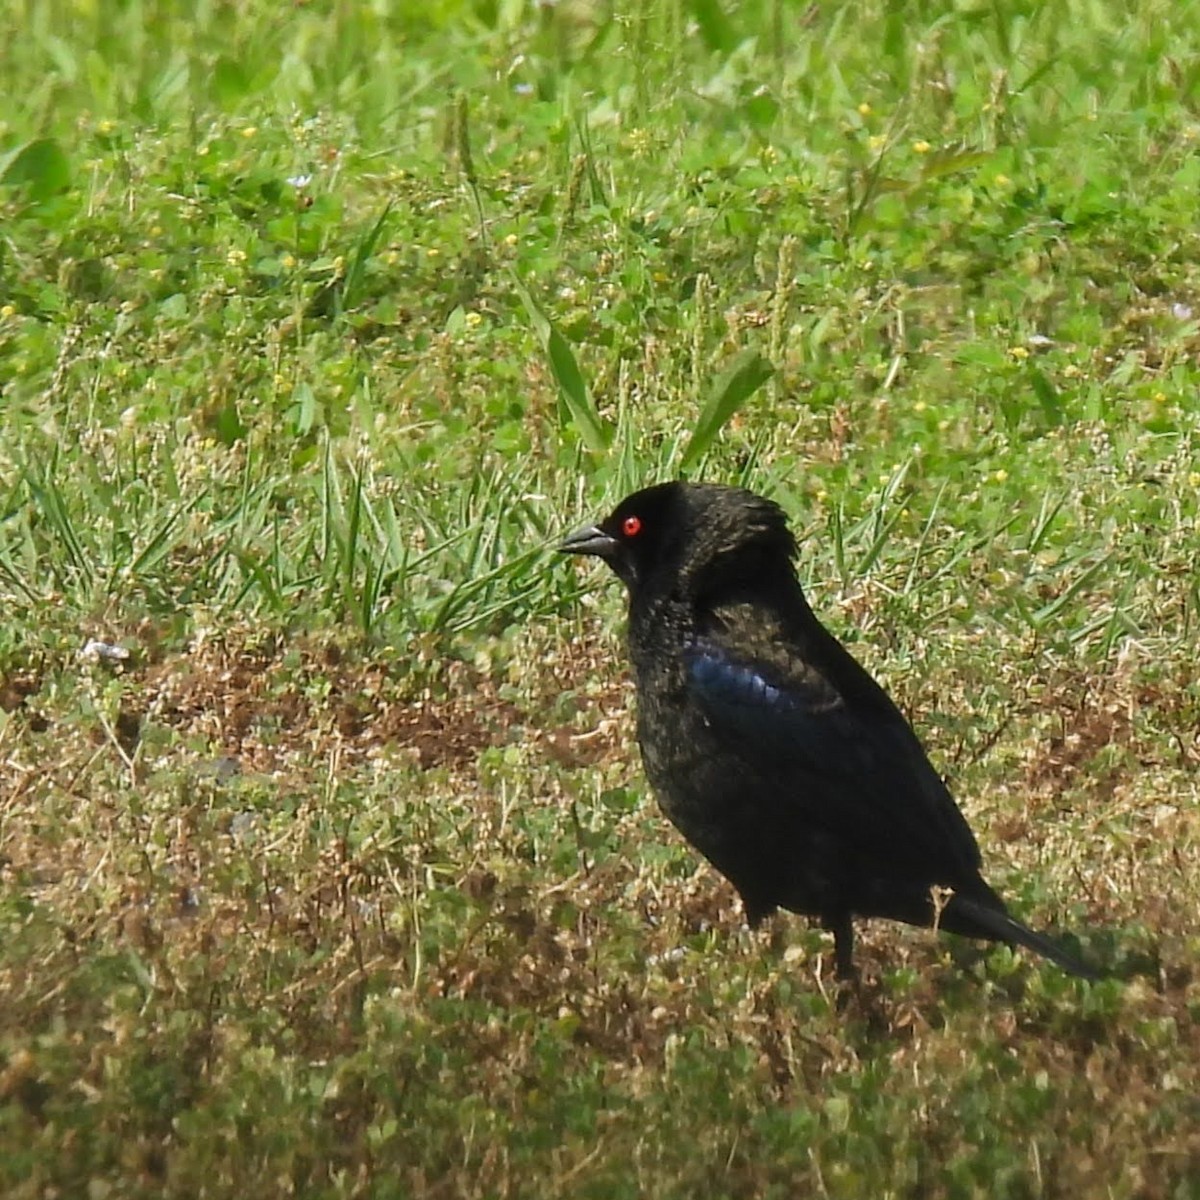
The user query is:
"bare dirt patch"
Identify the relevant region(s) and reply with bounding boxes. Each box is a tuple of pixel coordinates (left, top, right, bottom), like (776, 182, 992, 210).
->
(132, 636, 533, 772)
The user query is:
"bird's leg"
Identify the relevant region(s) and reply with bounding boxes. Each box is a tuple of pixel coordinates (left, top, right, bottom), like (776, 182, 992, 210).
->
(825, 913, 857, 982)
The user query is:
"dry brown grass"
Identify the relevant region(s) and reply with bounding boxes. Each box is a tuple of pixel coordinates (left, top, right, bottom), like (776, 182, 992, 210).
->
(1, 617, 1197, 1197)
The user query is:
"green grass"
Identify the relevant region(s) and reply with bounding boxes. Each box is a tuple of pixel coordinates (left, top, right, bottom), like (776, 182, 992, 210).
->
(2, 0, 1199, 1195)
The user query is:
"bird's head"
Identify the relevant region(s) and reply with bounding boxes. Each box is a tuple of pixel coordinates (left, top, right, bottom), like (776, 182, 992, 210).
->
(559, 481, 797, 595)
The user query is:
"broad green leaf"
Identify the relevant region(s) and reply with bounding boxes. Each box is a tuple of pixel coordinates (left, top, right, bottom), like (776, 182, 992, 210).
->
(213, 56, 251, 105)
(512, 275, 611, 455)
(689, 0, 737, 54)
(0, 138, 71, 201)
(680, 349, 773, 470)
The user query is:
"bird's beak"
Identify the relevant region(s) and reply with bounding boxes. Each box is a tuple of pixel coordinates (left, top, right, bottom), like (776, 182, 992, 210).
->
(557, 524, 619, 559)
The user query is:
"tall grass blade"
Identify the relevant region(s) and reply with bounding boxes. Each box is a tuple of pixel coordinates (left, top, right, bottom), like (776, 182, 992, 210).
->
(679, 349, 773, 471)
(512, 274, 612, 454)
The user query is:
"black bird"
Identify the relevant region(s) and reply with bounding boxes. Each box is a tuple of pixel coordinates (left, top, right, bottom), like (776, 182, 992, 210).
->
(560, 481, 1095, 980)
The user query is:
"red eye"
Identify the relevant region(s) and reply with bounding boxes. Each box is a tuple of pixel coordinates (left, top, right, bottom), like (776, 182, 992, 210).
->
(622, 515, 643, 538)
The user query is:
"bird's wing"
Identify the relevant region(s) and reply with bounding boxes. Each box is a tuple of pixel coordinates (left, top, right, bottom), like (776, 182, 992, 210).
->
(684, 608, 981, 877)
(685, 638, 860, 767)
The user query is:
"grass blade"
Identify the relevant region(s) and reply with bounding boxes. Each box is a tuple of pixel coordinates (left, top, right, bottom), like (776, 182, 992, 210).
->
(680, 349, 773, 471)
(512, 274, 612, 455)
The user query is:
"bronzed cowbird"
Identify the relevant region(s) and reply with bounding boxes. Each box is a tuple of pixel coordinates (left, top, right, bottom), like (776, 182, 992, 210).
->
(561, 481, 1095, 980)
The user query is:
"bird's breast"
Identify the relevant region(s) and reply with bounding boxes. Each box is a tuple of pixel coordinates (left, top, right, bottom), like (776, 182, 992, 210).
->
(634, 666, 746, 822)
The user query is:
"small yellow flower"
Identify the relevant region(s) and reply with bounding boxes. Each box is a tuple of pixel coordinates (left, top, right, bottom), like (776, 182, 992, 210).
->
(97, 118, 116, 135)
(914, 400, 927, 413)
(994, 173, 1011, 187)
(503, 233, 518, 247)
(1189, 472, 1200, 488)
(868, 134, 886, 151)
(626, 128, 652, 157)
(426, 247, 440, 259)
(241, 126, 257, 139)
(993, 469, 1008, 483)
(0, 304, 14, 318)
(384, 250, 400, 265)
(1009, 345, 1029, 360)
(762, 145, 779, 165)
(815, 489, 828, 503)
(150, 225, 163, 237)
(1152, 391, 1167, 403)
(464, 311, 483, 328)
(912, 139, 932, 154)
(273, 374, 286, 388)
(857, 102, 872, 116)
(281, 253, 296, 269)
(226, 248, 247, 265)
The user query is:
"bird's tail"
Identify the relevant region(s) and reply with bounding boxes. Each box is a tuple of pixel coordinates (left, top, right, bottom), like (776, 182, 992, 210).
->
(950, 896, 1100, 981)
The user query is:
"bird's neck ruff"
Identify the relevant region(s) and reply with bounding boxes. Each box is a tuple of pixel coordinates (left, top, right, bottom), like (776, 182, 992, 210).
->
(670, 491, 798, 598)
